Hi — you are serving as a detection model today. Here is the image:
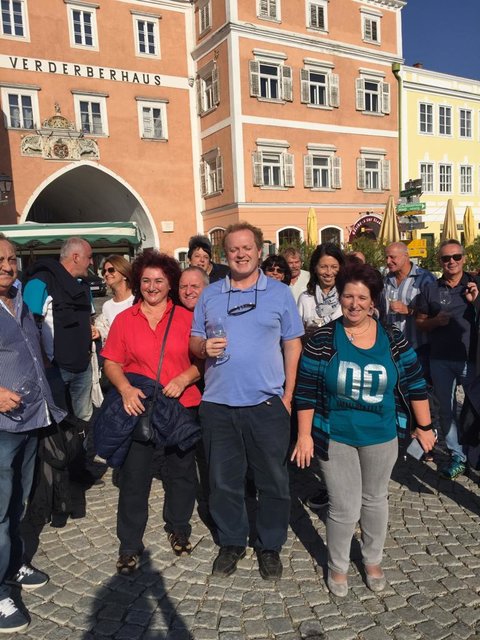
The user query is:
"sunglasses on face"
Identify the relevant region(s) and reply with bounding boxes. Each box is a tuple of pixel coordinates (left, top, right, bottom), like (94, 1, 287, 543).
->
(266, 266, 285, 273)
(102, 266, 116, 275)
(440, 254, 463, 264)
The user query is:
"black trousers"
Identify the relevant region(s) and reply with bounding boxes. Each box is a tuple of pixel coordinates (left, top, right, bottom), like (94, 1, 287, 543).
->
(200, 396, 291, 552)
(117, 438, 197, 555)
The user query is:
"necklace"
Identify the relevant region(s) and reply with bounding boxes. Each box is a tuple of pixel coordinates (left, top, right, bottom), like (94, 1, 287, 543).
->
(345, 318, 371, 343)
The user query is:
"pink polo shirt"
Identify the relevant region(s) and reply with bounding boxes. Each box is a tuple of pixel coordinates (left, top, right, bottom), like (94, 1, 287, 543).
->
(102, 300, 201, 408)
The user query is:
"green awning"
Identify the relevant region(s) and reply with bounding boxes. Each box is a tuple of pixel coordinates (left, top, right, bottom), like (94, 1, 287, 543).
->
(0, 222, 143, 247)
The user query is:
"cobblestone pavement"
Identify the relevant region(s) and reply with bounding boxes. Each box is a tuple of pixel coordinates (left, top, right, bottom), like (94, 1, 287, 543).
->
(17, 448, 480, 640)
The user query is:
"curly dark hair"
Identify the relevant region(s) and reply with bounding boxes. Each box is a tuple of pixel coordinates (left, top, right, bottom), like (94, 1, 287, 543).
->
(261, 254, 292, 285)
(306, 243, 345, 295)
(131, 249, 181, 304)
(335, 262, 384, 306)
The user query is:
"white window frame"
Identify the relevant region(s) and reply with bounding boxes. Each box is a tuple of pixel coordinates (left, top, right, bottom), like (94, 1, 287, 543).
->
(136, 98, 167, 140)
(321, 226, 342, 245)
(132, 11, 160, 59)
(356, 72, 390, 115)
(277, 226, 303, 246)
(300, 60, 339, 109)
(0, 85, 39, 129)
(439, 163, 452, 193)
(420, 162, 434, 193)
(196, 62, 219, 116)
(73, 93, 108, 136)
(252, 139, 294, 189)
(361, 8, 381, 44)
(200, 148, 224, 198)
(439, 105, 452, 136)
(357, 149, 390, 192)
(249, 52, 292, 103)
(65, 1, 98, 50)
(198, 0, 211, 35)
(460, 165, 473, 194)
(0, 0, 29, 41)
(304, 144, 341, 190)
(306, 0, 328, 31)
(460, 108, 472, 138)
(257, 0, 280, 21)
(419, 102, 433, 134)
(174, 248, 189, 270)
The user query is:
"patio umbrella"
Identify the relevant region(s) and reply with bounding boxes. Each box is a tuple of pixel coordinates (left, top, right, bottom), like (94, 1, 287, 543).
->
(463, 206, 476, 246)
(378, 195, 400, 244)
(441, 199, 459, 242)
(306, 207, 317, 246)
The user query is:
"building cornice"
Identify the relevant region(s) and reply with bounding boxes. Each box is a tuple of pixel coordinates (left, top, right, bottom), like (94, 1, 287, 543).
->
(403, 65, 480, 88)
(192, 21, 403, 67)
(353, 0, 406, 9)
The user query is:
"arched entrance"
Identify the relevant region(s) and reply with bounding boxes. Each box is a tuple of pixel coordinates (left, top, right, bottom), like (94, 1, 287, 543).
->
(21, 162, 157, 248)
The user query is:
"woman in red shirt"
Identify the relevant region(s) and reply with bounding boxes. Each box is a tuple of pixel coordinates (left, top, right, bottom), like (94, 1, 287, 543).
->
(102, 250, 201, 575)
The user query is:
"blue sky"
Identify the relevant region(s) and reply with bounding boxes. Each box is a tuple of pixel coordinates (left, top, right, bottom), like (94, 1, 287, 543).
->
(402, 0, 480, 81)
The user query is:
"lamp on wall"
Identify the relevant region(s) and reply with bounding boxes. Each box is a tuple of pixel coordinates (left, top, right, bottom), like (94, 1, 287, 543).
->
(0, 173, 12, 204)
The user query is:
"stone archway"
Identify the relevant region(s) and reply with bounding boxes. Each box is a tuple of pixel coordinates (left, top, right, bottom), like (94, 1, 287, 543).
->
(22, 162, 157, 248)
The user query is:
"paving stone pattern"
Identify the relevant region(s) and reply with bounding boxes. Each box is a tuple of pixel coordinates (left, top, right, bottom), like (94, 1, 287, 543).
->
(18, 451, 480, 640)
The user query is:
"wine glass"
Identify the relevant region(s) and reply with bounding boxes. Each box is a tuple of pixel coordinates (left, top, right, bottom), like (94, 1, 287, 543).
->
(210, 319, 230, 365)
(439, 289, 451, 307)
(4, 380, 39, 421)
(388, 289, 398, 303)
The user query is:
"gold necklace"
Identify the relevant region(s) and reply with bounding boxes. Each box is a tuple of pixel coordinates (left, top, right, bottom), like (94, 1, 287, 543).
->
(345, 318, 371, 343)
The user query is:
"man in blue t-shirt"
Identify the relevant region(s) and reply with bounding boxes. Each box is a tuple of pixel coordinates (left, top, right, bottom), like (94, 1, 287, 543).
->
(190, 222, 303, 581)
(416, 239, 479, 479)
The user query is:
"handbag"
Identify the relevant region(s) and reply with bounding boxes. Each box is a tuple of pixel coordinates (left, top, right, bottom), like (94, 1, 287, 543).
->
(132, 306, 176, 443)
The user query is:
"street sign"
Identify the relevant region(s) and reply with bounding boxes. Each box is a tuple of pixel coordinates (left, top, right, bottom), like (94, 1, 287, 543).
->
(400, 188, 420, 198)
(397, 202, 426, 214)
(408, 248, 427, 258)
(408, 239, 427, 250)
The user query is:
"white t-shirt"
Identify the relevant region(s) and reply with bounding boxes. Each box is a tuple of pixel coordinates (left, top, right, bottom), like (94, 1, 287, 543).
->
(289, 269, 310, 304)
(102, 295, 135, 328)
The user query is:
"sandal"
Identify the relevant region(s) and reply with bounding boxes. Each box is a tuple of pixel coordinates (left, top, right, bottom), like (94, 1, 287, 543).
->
(116, 553, 140, 575)
(168, 532, 192, 556)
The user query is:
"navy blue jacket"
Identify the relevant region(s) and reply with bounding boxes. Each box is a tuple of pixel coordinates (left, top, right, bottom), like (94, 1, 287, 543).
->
(93, 373, 201, 467)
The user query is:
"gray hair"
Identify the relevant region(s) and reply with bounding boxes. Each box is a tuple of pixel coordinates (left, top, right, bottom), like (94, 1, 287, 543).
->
(60, 237, 90, 260)
(438, 239, 464, 255)
(181, 265, 209, 286)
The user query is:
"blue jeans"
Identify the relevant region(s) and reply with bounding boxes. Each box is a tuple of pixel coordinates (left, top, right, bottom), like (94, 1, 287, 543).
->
(200, 397, 291, 551)
(0, 430, 38, 599)
(430, 359, 475, 463)
(59, 364, 93, 422)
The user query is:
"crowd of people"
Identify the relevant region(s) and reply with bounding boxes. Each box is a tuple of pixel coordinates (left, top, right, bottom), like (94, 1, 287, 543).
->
(0, 225, 478, 633)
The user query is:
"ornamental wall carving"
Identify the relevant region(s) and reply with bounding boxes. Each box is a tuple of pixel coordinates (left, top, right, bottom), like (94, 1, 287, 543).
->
(20, 106, 100, 161)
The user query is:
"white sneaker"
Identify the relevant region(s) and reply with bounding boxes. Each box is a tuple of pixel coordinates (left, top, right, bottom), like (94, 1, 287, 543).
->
(0, 597, 29, 634)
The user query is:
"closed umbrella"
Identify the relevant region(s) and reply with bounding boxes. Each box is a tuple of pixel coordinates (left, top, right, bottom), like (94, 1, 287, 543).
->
(378, 195, 400, 244)
(441, 199, 459, 241)
(463, 206, 476, 246)
(306, 207, 317, 246)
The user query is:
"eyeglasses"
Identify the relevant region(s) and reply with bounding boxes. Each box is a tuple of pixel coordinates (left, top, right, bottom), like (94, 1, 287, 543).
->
(101, 266, 116, 275)
(227, 286, 258, 316)
(440, 254, 463, 263)
(265, 266, 285, 274)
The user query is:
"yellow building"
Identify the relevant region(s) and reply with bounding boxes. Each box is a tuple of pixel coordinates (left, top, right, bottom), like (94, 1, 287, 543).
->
(400, 64, 480, 246)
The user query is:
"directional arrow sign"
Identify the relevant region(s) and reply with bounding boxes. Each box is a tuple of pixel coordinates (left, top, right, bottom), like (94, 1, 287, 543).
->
(397, 202, 426, 213)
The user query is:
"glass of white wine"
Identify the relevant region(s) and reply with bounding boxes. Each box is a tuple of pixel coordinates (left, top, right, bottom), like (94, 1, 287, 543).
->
(210, 319, 230, 365)
(5, 380, 39, 421)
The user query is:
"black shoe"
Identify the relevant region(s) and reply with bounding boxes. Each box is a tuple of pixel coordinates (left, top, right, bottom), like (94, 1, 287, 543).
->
(257, 550, 282, 580)
(116, 553, 140, 576)
(212, 546, 246, 577)
(305, 488, 329, 510)
(168, 532, 192, 556)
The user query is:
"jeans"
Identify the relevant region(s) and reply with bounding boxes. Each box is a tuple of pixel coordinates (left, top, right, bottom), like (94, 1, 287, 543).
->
(0, 430, 38, 599)
(430, 359, 476, 463)
(58, 364, 93, 422)
(117, 439, 197, 555)
(200, 397, 291, 551)
(319, 438, 398, 575)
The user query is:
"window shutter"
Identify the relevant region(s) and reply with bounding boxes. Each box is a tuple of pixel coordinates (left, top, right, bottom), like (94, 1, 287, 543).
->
(332, 156, 342, 189)
(381, 159, 391, 190)
(357, 158, 366, 190)
(329, 73, 340, 108)
(200, 160, 207, 196)
(281, 66, 293, 102)
(381, 82, 391, 114)
(259, 0, 268, 16)
(212, 66, 220, 106)
(304, 154, 313, 188)
(216, 154, 224, 191)
(355, 78, 365, 111)
(269, 0, 278, 19)
(142, 108, 152, 137)
(283, 152, 295, 187)
(364, 18, 372, 40)
(196, 78, 203, 115)
(252, 151, 264, 186)
(300, 68, 310, 104)
(249, 60, 260, 97)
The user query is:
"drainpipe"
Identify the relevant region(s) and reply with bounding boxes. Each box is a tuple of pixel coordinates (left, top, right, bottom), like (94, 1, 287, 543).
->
(392, 62, 402, 194)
